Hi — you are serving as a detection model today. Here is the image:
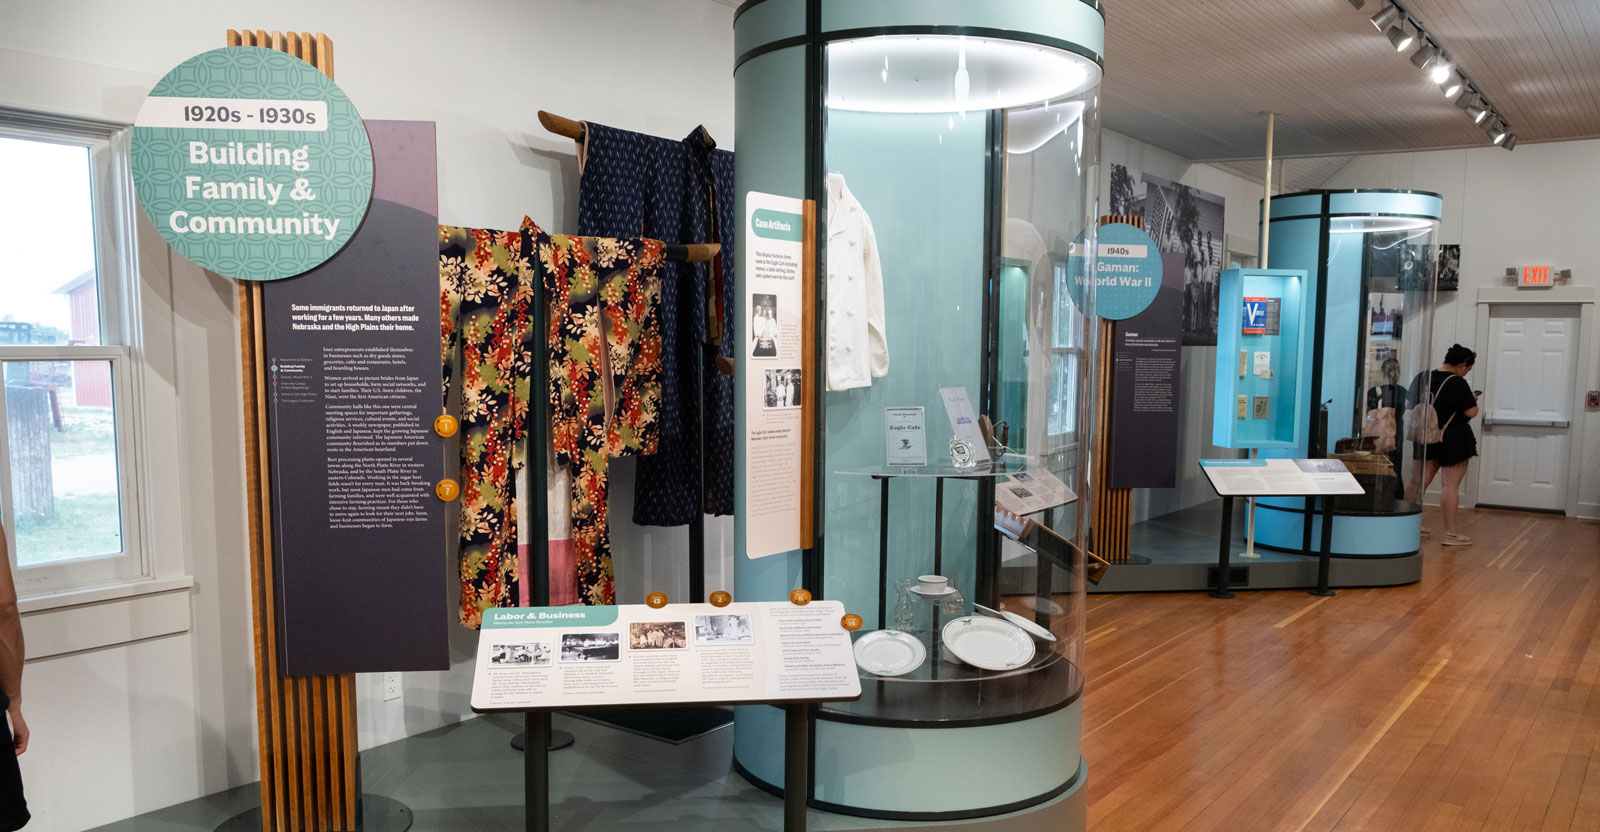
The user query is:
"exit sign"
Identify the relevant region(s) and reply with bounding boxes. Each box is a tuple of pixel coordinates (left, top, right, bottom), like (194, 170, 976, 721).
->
(1519, 265, 1554, 287)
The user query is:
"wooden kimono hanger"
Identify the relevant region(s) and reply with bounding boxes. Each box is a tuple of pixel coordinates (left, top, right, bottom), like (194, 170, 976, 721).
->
(537, 110, 719, 264)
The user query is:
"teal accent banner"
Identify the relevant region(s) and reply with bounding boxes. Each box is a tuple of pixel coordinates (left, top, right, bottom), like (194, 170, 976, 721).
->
(131, 46, 373, 281)
(482, 606, 620, 629)
(1066, 222, 1162, 320)
(752, 208, 804, 240)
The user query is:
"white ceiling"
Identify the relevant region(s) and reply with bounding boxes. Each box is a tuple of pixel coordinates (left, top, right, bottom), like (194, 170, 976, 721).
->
(714, 0, 1600, 181)
(1100, 0, 1600, 163)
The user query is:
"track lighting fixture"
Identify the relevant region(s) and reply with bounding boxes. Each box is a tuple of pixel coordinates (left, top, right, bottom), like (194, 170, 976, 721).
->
(1370, 3, 1401, 31)
(1410, 41, 1437, 69)
(1386, 23, 1414, 52)
(1350, 1, 1511, 148)
(1487, 119, 1508, 145)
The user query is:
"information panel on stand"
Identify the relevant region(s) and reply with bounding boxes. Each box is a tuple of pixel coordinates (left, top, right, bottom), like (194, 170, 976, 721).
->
(262, 121, 449, 674)
(470, 601, 862, 712)
(1199, 458, 1365, 497)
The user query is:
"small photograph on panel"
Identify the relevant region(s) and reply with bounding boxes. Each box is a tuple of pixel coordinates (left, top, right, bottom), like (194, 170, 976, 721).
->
(560, 632, 621, 662)
(763, 368, 802, 409)
(489, 643, 550, 668)
(694, 614, 754, 646)
(751, 293, 779, 357)
(629, 621, 688, 650)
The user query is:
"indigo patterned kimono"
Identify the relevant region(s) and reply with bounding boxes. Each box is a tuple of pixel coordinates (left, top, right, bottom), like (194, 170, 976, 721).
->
(578, 123, 736, 526)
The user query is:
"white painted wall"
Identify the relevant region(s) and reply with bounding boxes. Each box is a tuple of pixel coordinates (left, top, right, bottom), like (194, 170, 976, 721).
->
(0, 2, 736, 830)
(1321, 139, 1600, 518)
(1100, 130, 1265, 522)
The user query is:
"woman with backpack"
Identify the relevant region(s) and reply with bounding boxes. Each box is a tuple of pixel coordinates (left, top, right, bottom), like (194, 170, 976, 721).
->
(1404, 344, 1481, 545)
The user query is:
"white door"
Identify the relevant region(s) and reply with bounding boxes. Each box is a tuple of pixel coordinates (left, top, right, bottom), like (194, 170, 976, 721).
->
(1478, 304, 1579, 511)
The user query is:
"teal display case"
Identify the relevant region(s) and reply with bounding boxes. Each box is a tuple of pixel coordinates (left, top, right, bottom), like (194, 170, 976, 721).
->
(732, 0, 1105, 825)
(1254, 189, 1443, 562)
(1211, 268, 1313, 449)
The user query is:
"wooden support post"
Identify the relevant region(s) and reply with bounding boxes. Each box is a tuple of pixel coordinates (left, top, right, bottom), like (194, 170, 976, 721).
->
(1090, 215, 1143, 564)
(227, 28, 359, 832)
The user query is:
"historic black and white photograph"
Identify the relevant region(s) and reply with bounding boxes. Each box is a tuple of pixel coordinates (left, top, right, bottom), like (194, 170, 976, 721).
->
(694, 614, 754, 646)
(763, 368, 802, 409)
(629, 621, 688, 650)
(1109, 163, 1144, 217)
(1140, 173, 1225, 346)
(489, 643, 550, 667)
(559, 632, 621, 662)
(1436, 244, 1460, 292)
(1105, 165, 1227, 345)
(751, 292, 779, 357)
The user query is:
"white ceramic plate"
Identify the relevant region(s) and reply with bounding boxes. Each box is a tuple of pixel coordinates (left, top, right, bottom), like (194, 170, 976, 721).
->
(941, 616, 1035, 671)
(909, 584, 958, 599)
(853, 630, 926, 677)
(974, 603, 1057, 642)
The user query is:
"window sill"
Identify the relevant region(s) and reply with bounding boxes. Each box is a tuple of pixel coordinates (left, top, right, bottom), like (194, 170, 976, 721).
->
(20, 576, 194, 661)
(18, 575, 194, 614)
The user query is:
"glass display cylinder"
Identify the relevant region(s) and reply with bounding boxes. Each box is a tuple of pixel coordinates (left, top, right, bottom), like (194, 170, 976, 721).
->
(1259, 190, 1442, 556)
(732, 1, 1104, 823)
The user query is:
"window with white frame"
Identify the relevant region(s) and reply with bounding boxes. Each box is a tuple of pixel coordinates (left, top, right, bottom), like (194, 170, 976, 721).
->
(1048, 254, 1087, 443)
(0, 110, 146, 597)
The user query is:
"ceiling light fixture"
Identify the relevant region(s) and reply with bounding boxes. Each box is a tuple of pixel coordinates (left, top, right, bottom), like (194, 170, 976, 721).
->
(1487, 119, 1508, 144)
(1387, 22, 1415, 52)
(1351, 0, 1511, 148)
(1370, 2, 1401, 31)
(1501, 133, 1517, 150)
(1410, 41, 1438, 68)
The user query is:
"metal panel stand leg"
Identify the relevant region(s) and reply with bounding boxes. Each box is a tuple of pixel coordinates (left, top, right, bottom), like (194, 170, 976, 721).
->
(1210, 496, 1236, 599)
(526, 711, 551, 832)
(784, 704, 810, 832)
(1310, 495, 1337, 597)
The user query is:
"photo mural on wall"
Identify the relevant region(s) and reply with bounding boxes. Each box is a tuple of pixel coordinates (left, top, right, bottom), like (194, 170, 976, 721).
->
(1107, 164, 1226, 346)
(1437, 244, 1460, 292)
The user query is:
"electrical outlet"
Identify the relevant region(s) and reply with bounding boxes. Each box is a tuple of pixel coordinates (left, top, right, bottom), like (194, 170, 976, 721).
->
(383, 672, 401, 702)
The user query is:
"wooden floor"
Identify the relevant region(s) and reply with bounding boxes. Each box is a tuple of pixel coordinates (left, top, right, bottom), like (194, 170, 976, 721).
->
(1082, 508, 1600, 832)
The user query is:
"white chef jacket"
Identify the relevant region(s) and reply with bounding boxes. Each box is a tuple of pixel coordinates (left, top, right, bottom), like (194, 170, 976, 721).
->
(825, 172, 888, 391)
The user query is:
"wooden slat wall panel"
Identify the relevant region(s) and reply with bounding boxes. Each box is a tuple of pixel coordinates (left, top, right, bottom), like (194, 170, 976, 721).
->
(228, 29, 358, 832)
(1089, 216, 1142, 565)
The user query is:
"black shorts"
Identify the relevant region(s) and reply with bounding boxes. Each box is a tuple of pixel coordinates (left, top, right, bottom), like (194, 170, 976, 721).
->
(0, 693, 28, 831)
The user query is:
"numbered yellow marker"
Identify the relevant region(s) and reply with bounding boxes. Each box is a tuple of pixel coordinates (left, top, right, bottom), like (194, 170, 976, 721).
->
(709, 590, 732, 607)
(645, 592, 669, 609)
(789, 588, 812, 606)
(434, 414, 459, 437)
(435, 479, 460, 501)
(841, 614, 864, 631)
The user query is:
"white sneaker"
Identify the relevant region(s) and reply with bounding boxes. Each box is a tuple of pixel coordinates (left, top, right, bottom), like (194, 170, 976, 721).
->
(1440, 533, 1473, 547)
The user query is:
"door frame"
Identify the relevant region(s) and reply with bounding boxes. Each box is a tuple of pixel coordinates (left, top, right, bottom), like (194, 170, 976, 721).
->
(1472, 285, 1596, 517)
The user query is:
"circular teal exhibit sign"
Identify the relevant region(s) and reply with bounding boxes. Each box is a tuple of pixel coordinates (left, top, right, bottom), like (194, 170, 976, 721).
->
(1066, 222, 1163, 320)
(131, 47, 373, 281)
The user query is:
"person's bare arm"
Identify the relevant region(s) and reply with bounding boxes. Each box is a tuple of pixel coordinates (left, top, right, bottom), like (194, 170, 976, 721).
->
(0, 523, 26, 755)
